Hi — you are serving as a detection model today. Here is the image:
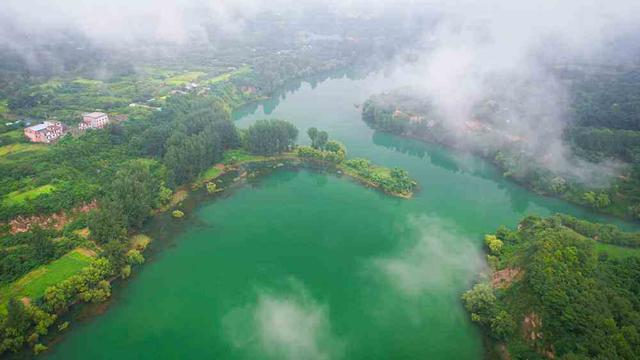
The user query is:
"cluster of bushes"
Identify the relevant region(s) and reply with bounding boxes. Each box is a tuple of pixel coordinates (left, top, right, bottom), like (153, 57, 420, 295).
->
(295, 127, 345, 163)
(297, 144, 346, 164)
(0, 298, 56, 354)
(0, 226, 86, 284)
(464, 215, 640, 359)
(552, 213, 640, 247)
(343, 158, 415, 195)
(362, 98, 407, 134)
(42, 257, 115, 314)
(462, 283, 515, 340)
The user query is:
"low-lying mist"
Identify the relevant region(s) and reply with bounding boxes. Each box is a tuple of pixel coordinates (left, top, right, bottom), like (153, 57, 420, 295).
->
(4, 0, 640, 185)
(374, 0, 640, 187)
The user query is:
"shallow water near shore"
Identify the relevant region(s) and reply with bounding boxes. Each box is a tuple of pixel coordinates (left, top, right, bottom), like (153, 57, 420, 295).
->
(44, 71, 633, 359)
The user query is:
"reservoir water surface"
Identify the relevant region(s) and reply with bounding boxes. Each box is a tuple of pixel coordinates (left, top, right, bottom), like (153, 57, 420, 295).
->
(46, 71, 627, 359)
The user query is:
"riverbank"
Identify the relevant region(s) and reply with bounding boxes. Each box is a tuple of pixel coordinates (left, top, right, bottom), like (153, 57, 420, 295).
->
(191, 149, 417, 202)
(8, 131, 418, 356)
(40, 66, 640, 360)
(361, 97, 639, 222)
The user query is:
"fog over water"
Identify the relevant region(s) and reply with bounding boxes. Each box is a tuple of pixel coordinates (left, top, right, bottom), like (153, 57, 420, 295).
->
(4, 2, 640, 358)
(377, 1, 640, 186)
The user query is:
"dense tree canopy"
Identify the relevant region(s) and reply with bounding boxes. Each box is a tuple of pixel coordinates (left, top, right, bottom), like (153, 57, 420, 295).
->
(245, 119, 298, 155)
(464, 215, 640, 359)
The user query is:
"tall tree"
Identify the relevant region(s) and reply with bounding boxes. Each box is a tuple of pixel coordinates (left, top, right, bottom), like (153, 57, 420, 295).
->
(246, 119, 298, 155)
(108, 159, 167, 229)
(317, 131, 328, 149)
(307, 127, 318, 148)
(88, 202, 127, 244)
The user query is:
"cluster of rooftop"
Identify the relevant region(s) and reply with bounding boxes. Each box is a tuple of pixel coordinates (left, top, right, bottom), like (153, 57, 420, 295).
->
(23, 112, 110, 143)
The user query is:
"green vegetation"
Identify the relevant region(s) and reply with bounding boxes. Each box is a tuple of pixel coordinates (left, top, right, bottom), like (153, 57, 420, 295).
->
(0, 83, 414, 356)
(0, 249, 92, 309)
(295, 128, 416, 197)
(33, 343, 47, 354)
(206, 182, 218, 194)
(341, 159, 416, 197)
(197, 166, 223, 184)
(0, 18, 420, 354)
(362, 79, 640, 220)
(42, 257, 115, 313)
(72, 78, 103, 86)
(245, 119, 298, 155)
(0, 143, 46, 157)
(222, 149, 265, 164)
(0, 130, 26, 146)
(594, 242, 640, 259)
(0, 227, 83, 285)
(129, 234, 151, 251)
(569, 70, 640, 131)
(166, 71, 206, 86)
(464, 214, 640, 359)
(4, 185, 55, 206)
(207, 66, 251, 85)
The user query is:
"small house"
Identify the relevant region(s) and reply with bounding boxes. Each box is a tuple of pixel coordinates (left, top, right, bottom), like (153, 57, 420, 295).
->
(24, 121, 66, 143)
(80, 112, 109, 130)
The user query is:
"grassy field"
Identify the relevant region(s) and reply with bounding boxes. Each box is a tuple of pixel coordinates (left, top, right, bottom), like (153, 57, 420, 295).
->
(0, 143, 47, 157)
(197, 166, 223, 184)
(0, 99, 8, 114)
(194, 149, 277, 186)
(166, 71, 206, 86)
(0, 129, 26, 143)
(4, 184, 55, 205)
(222, 149, 267, 164)
(208, 66, 251, 85)
(72, 78, 104, 86)
(0, 249, 94, 310)
(594, 242, 640, 259)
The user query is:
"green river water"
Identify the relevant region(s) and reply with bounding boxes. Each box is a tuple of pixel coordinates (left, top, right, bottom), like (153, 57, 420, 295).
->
(44, 71, 631, 359)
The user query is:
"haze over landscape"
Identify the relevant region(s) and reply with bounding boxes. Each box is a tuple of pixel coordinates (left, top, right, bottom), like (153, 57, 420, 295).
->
(1, 1, 640, 359)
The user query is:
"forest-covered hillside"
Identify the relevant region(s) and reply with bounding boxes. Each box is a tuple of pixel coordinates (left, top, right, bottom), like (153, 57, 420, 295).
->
(464, 214, 640, 359)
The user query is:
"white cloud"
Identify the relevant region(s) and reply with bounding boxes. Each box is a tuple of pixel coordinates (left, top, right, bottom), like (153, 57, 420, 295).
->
(372, 216, 484, 297)
(223, 280, 344, 360)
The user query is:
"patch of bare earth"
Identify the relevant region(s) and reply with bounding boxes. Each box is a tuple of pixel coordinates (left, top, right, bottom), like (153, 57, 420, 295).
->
(522, 312, 555, 359)
(523, 312, 543, 342)
(497, 344, 512, 360)
(7, 200, 97, 234)
(74, 227, 90, 239)
(76, 247, 97, 257)
(491, 268, 522, 288)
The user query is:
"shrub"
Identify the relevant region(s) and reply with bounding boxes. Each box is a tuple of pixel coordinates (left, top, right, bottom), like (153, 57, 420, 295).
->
(485, 235, 503, 254)
(33, 343, 47, 355)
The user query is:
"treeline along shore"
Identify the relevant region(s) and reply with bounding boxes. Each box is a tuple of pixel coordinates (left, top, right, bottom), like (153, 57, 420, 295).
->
(0, 77, 417, 356)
